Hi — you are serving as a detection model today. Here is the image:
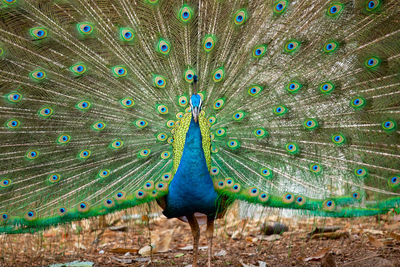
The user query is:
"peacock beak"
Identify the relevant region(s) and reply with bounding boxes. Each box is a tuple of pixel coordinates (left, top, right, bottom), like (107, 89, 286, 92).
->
(192, 106, 199, 123)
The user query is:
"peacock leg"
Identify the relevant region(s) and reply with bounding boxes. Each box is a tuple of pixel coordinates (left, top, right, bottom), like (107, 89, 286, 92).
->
(187, 214, 200, 267)
(206, 216, 215, 267)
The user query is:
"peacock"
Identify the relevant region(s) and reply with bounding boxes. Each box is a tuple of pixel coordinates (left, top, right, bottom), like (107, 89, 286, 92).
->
(0, 0, 400, 266)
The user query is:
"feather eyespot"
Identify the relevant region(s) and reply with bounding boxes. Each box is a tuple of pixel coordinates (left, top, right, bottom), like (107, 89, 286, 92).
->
(26, 149, 39, 160)
(260, 168, 273, 179)
(120, 27, 134, 42)
(153, 75, 166, 88)
(136, 190, 146, 199)
(212, 67, 225, 82)
(227, 139, 240, 150)
(283, 193, 294, 204)
(3, 0, 16, 5)
(254, 128, 268, 138)
(232, 111, 245, 121)
(5, 92, 22, 103)
(115, 191, 126, 200)
(323, 41, 339, 53)
(283, 40, 300, 53)
(249, 187, 259, 197)
(213, 99, 225, 110)
(285, 142, 299, 155)
(58, 208, 67, 216)
(5, 119, 20, 129)
(30, 69, 46, 81)
(156, 38, 171, 55)
(225, 178, 234, 187)
(92, 121, 106, 131)
(215, 128, 226, 137)
(70, 63, 87, 75)
(210, 166, 220, 175)
(178, 5, 193, 23)
(161, 151, 170, 159)
(259, 193, 269, 202)
(0, 178, 11, 188)
(157, 133, 168, 142)
(143, 181, 155, 191)
(273, 105, 288, 116)
(1, 213, 9, 221)
(323, 200, 336, 211)
(178, 95, 188, 107)
(76, 100, 91, 111)
(303, 118, 318, 130)
(208, 116, 217, 125)
(389, 175, 400, 188)
(184, 68, 196, 83)
(365, 56, 381, 69)
(354, 167, 368, 178)
(156, 104, 168, 115)
(25, 210, 37, 221)
(112, 66, 127, 78)
(38, 107, 53, 118)
(326, 2, 344, 18)
(98, 169, 111, 178)
(134, 119, 148, 129)
(78, 202, 90, 212)
(295, 196, 306, 206)
(138, 148, 151, 158)
(104, 199, 115, 208)
(319, 82, 335, 94)
(331, 133, 346, 145)
(162, 172, 171, 181)
(203, 35, 216, 52)
(231, 183, 241, 193)
(48, 174, 60, 183)
(120, 97, 134, 108)
(78, 149, 91, 160)
(365, 0, 381, 12)
(350, 96, 366, 110)
(286, 81, 302, 94)
(110, 139, 123, 149)
(252, 44, 267, 59)
(30, 27, 47, 40)
(352, 191, 361, 200)
(77, 23, 94, 35)
(382, 120, 397, 133)
(309, 163, 322, 174)
(273, 0, 288, 14)
(233, 9, 248, 25)
(248, 85, 263, 97)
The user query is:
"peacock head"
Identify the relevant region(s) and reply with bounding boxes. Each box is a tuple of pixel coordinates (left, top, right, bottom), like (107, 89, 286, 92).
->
(190, 94, 202, 123)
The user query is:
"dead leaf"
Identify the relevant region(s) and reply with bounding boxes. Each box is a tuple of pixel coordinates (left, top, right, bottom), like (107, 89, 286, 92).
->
(138, 245, 154, 256)
(155, 229, 174, 253)
(311, 231, 349, 240)
(214, 249, 227, 257)
(368, 235, 384, 248)
(304, 248, 330, 262)
(363, 229, 383, 235)
(109, 248, 139, 254)
(389, 232, 400, 242)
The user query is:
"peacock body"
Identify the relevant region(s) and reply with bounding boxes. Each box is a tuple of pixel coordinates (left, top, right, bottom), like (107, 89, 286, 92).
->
(0, 0, 400, 265)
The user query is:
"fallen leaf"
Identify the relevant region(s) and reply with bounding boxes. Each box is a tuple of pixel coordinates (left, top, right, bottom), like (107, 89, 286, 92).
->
(304, 248, 330, 262)
(363, 229, 383, 235)
(388, 232, 400, 242)
(368, 235, 384, 248)
(138, 245, 154, 256)
(175, 253, 185, 258)
(260, 234, 281, 241)
(214, 249, 227, 257)
(109, 248, 139, 254)
(110, 256, 132, 264)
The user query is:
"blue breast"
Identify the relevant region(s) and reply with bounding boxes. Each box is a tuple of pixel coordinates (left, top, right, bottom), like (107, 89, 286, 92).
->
(163, 117, 218, 218)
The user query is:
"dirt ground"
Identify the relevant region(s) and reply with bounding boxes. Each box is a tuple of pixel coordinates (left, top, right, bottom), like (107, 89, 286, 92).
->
(1, 206, 400, 267)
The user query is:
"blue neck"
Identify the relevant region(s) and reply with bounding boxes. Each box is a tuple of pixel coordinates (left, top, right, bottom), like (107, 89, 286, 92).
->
(163, 117, 218, 218)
